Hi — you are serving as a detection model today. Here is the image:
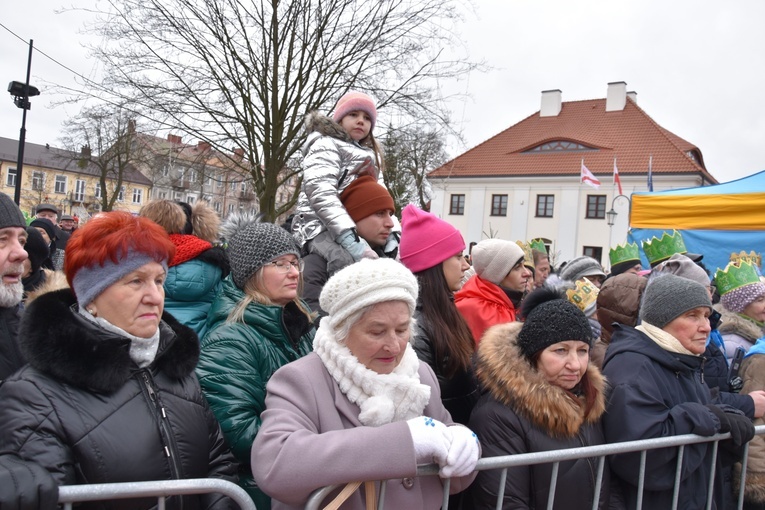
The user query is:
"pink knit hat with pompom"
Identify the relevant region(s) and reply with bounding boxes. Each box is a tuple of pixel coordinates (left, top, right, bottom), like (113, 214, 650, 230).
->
(399, 204, 465, 273)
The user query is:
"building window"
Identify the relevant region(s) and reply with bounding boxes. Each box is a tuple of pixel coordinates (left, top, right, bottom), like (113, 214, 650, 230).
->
(240, 181, 246, 192)
(214, 201, 221, 213)
(54, 175, 67, 194)
(228, 203, 235, 215)
(583, 246, 603, 264)
(217, 179, 223, 189)
(74, 179, 86, 202)
(158, 190, 168, 200)
(173, 191, 182, 201)
(187, 194, 196, 204)
(6, 167, 16, 187)
(523, 141, 597, 153)
(449, 194, 465, 215)
(586, 195, 607, 219)
(206, 175, 213, 187)
(230, 181, 237, 191)
(490, 194, 508, 216)
(94, 183, 102, 199)
(132, 188, 143, 204)
(32, 171, 44, 191)
(118, 186, 125, 202)
(188, 169, 197, 183)
(161, 164, 169, 177)
(536, 194, 554, 217)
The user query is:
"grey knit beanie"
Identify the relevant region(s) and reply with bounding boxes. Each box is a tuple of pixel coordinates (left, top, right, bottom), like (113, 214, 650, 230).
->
(640, 273, 712, 328)
(221, 212, 300, 289)
(652, 253, 710, 288)
(471, 239, 525, 285)
(0, 193, 26, 230)
(517, 286, 592, 360)
(559, 256, 606, 282)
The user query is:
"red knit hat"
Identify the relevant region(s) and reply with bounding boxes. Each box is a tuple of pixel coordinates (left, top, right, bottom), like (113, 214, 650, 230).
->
(332, 91, 377, 131)
(340, 176, 394, 223)
(399, 204, 465, 273)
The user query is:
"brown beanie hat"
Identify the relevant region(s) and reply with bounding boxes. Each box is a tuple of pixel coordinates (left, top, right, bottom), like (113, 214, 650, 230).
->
(340, 176, 394, 223)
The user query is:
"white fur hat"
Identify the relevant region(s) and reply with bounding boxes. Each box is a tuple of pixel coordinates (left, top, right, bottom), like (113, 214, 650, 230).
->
(320, 258, 418, 328)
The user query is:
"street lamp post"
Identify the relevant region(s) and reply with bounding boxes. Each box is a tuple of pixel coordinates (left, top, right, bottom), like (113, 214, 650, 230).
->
(8, 39, 39, 206)
(606, 194, 631, 227)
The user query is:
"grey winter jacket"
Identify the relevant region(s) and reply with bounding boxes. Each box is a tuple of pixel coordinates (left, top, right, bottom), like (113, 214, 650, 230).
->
(292, 112, 379, 246)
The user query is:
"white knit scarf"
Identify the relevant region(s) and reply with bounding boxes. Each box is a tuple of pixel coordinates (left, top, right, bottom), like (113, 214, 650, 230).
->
(313, 324, 431, 426)
(637, 322, 697, 356)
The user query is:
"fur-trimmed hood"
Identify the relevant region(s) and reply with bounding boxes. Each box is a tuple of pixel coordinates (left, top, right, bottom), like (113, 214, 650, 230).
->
(476, 322, 607, 438)
(303, 111, 355, 146)
(20, 288, 200, 393)
(716, 303, 765, 342)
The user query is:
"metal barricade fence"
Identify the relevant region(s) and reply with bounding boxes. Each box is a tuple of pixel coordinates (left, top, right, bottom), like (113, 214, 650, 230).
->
(58, 478, 258, 510)
(305, 425, 765, 510)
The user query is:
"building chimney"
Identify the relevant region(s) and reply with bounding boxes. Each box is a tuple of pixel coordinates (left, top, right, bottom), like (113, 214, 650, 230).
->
(233, 148, 245, 160)
(80, 146, 91, 158)
(127, 119, 136, 133)
(540, 89, 562, 117)
(167, 134, 183, 144)
(197, 141, 211, 152)
(606, 81, 627, 112)
(627, 91, 637, 103)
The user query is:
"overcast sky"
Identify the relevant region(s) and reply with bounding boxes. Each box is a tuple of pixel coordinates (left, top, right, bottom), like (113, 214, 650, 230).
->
(2, 0, 764, 183)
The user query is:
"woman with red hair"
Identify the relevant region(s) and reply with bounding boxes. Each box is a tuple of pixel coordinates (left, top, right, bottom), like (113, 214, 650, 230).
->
(0, 211, 237, 510)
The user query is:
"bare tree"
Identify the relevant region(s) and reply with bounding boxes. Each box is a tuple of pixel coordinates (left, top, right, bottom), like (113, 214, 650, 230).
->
(75, 0, 478, 221)
(58, 105, 145, 212)
(382, 126, 446, 213)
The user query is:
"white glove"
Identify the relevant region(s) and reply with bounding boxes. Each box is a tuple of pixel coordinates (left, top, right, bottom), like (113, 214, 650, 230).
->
(336, 229, 378, 262)
(407, 416, 450, 466)
(440, 425, 481, 478)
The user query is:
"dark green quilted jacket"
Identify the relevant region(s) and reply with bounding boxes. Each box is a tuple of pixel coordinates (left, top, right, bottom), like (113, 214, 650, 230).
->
(197, 276, 315, 509)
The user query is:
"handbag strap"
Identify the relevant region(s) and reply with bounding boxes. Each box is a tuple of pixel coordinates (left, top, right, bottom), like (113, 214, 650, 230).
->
(322, 480, 377, 510)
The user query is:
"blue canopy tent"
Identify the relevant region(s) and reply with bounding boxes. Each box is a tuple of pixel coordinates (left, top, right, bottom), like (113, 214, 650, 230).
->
(628, 170, 765, 274)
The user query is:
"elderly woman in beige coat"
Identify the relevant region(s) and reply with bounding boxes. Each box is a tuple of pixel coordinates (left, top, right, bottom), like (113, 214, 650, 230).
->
(252, 258, 480, 509)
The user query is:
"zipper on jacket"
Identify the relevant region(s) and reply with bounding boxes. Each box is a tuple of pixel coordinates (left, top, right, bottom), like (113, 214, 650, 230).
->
(140, 371, 184, 485)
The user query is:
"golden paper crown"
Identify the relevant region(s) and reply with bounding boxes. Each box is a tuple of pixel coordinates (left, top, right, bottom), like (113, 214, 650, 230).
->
(516, 240, 534, 270)
(609, 242, 640, 266)
(641, 230, 687, 266)
(565, 277, 599, 314)
(714, 261, 762, 296)
(730, 250, 762, 269)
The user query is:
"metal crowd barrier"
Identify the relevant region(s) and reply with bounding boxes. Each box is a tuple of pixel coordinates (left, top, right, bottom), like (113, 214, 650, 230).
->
(58, 478, 257, 510)
(305, 424, 765, 510)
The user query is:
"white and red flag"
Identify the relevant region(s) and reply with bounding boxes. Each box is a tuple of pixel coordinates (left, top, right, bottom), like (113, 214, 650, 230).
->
(613, 158, 624, 195)
(580, 160, 601, 189)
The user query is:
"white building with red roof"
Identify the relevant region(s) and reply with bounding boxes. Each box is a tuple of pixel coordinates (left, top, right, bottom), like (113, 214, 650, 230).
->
(428, 81, 718, 268)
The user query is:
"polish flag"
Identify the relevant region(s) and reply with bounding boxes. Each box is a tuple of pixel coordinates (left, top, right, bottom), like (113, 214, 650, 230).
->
(613, 159, 624, 195)
(580, 160, 601, 189)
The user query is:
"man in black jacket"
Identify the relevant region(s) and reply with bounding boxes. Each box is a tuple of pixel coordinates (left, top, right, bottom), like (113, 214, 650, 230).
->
(0, 192, 29, 381)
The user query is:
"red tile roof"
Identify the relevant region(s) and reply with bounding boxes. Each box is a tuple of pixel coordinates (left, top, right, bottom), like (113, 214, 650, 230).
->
(429, 98, 718, 184)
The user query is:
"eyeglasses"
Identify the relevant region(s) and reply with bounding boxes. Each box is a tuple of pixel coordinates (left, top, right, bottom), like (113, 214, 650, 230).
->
(267, 259, 304, 273)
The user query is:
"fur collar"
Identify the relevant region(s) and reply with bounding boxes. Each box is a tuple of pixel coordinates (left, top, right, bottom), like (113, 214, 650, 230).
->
(20, 288, 200, 393)
(303, 111, 355, 143)
(476, 322, 607, 438)
(716, 303, 765, 341)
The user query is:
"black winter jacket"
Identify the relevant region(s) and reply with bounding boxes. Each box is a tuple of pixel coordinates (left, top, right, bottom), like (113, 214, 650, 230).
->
(466, 322, 612, 509)
(602, 324, 739, 510)
(0, 304, 24, 382)
(0, 288, 238, 510)
(412, 305, 479, 425)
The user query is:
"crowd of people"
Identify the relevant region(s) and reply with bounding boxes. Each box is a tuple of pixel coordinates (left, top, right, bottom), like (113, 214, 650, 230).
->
(1, 91, 765, 510)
